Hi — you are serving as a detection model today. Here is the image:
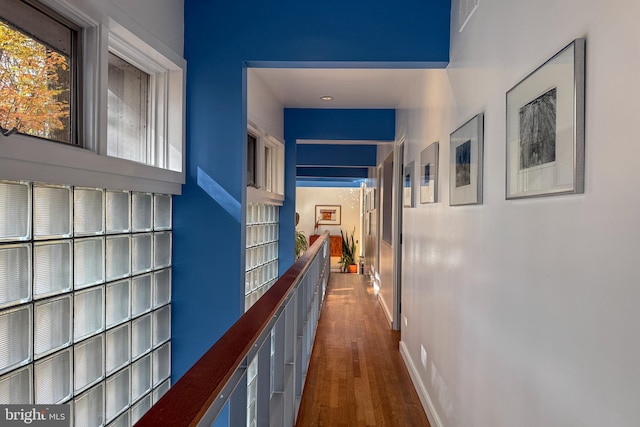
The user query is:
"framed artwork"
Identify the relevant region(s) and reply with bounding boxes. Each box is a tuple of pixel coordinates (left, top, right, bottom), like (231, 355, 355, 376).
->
(506, 38, 585, 199)
(420, 142, 439, 204)
(450, 113, 484, 206)
(403, 162, 414, 207)
(315, 205, 341, 225)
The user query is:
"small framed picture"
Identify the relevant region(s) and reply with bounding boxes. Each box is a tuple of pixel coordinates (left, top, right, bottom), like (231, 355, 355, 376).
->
(420, 142, 439, 204)
(404, 162, 414, 208)
(315, 205, 341, 225)
(506, 38, 585, 199)
(449, 113, 484, 206)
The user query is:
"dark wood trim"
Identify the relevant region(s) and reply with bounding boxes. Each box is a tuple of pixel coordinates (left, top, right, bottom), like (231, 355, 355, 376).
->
(136, 232, 330, 427)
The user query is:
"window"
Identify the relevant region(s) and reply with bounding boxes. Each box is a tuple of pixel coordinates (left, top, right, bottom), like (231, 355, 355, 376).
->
(247, 133, 257, 188)
(108, 53, 150, 164)
(107, 28, 185, 173)
(0, 0, 185, 194)
(264, 145, 272, 192)
(0, 0, 80, 145)
(246, 122, 284, 201)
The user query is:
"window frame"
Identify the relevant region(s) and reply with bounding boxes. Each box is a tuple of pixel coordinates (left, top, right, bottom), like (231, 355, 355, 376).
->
(247, 132, 258, 188)
(246, 121, 284, 205)
(0, 0, 185, 195)
(0, 0, 83, 146)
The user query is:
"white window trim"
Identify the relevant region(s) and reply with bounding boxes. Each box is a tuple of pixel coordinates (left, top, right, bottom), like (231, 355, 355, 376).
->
(107, 23, 185, 174)
(247, 121, 284, 205)
(0, 0, 186, 195)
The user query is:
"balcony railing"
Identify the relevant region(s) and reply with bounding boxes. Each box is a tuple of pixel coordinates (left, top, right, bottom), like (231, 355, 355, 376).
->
(136, 232, 330, 426)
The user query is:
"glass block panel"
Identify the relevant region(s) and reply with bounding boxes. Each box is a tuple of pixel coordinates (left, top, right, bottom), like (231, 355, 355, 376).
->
(106, 191, 130, 234)
(153, 306, 170, 348)
(106, 280, 130, 328)
(106, 367, 129, 422)
(74, 335, 104, 393)
(74, 287, 105, 342)
(74, 237, 105, 289)
(35, 349, 71, 404)
(132, 193, 153, 232)
(106, 236, 130, 281)
(153, 378, 170, 404)
(246, 203, 253, 225)
(109, 411, 129, 427)
(130, 394, 151, 425)
(33, 184, 72, 239)
(153, 269, 171, 308)
(106, 324, 130, 376)
(154, 194, 171, 230)
(74, 188, 104, 236)
(131, 274, 152, 317)
(132, 314, 152, 360)
(0, 243, 31, 308)
(154, 232, 171, 269)
(0, 305, 31, 374)
(74, 384, 104, 427)
(0, 181, 30, 241)
(131, 234, 152, 274)
(131, 354, 152, 403)
(0, 366, 32, 404)
(34, 296, 71, 358)
(153, 342, 170, 386)
(34, 240, 72, 299)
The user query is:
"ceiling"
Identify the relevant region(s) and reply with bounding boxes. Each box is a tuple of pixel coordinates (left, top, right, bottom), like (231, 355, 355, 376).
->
(249, 68, 424, 109)
(250, 68, 424, 185)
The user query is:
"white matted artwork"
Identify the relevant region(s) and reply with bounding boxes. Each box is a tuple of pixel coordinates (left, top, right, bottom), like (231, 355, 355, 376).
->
(506, 38, 585, 199)
(420, 142, 439, 204)
(449, 113, 484, 206)
(315, 204, 341, 225)
(403, 162, 414, 208)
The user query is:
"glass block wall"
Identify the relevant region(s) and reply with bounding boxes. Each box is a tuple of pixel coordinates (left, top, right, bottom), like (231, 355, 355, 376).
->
(0, 180, 172, 427)
(245, 203, 279, 311)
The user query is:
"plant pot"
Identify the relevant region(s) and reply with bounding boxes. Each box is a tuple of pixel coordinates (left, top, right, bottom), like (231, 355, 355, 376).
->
(347, 264, 358, 274)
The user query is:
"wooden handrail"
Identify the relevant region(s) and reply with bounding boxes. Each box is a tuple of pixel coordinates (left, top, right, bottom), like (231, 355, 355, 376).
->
(136, 231, 330, 427)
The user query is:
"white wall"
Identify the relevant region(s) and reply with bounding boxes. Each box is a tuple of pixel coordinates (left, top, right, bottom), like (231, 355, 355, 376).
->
(50, 0, 184, 56)
(248, 70, 285, 141)
(296, 187, 361, 269)
(109, 0, 184, 55)
(398, 1, 640, 426)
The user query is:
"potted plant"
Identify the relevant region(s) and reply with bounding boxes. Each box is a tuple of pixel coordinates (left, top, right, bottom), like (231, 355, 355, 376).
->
(294, 212, 308, 259)
(339, 228, 357, 273)
(295, 229, 308, 259)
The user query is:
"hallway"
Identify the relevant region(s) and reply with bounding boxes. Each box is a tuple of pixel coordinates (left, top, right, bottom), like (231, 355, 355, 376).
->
(296, 273, 430, 426)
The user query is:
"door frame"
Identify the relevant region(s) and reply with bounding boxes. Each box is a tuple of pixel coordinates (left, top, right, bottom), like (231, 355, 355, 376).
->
(391, 139, 404, 331)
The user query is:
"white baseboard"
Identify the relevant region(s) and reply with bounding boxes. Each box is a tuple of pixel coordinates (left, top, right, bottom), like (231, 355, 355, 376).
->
(377, 294, 393, 328)
(399, 341, 443, 427)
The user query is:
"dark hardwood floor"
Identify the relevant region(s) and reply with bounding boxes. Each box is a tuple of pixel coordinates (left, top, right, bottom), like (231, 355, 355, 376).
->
(296, 272, 430, 427)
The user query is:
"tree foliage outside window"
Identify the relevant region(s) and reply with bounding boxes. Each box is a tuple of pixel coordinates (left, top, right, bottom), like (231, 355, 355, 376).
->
(0, 20, 70, 142)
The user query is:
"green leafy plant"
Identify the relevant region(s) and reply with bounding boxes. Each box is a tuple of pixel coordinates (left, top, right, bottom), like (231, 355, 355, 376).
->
(295, 229, 308, 259)
(339, 228, 356, 272)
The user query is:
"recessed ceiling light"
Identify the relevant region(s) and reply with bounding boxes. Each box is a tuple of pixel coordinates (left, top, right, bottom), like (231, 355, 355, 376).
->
(320, 96, 334, 101)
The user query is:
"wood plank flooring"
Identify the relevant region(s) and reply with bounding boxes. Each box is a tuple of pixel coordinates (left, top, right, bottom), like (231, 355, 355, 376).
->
(296, 273, 430, 427)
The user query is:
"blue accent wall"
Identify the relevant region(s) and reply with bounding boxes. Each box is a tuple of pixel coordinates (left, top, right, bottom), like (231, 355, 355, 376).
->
(297, 145, 378, 167)
(297, 167, 370, 178)
(289, 109, 395, 141)
(176, 0, 450, 382)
